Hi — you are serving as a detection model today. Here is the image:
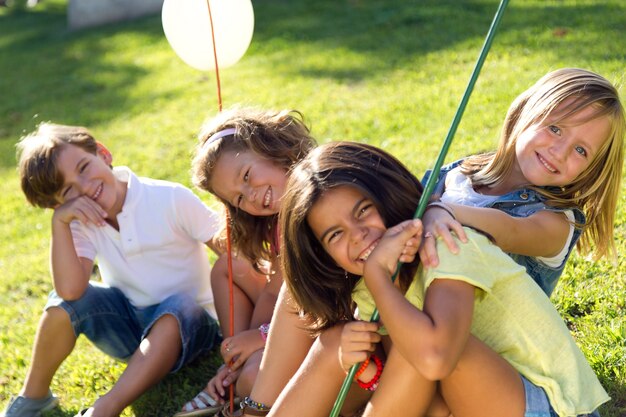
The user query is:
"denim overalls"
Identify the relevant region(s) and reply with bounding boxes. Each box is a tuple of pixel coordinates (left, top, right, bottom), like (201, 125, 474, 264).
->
(422, 160, 585, 297)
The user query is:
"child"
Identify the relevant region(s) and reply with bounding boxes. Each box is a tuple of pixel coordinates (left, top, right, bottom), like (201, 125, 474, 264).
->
(420, 68, 625, 296)
(268, 141, 607, 417)
(4, 123, 222, 417)
(177, 107, 316, 416)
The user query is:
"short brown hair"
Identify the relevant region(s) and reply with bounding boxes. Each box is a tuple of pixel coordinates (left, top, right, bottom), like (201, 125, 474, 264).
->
(17, 123, 98, 208)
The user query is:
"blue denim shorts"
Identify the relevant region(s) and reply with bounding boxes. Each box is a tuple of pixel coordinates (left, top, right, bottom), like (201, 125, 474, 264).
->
(45, 281, 221, 372)
(522, 375, 601, 417)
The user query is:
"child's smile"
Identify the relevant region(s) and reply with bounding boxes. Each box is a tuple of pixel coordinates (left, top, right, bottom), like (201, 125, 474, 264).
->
(55, 144, 126, 219)
(211, 150, 288, 216)
(307, 185, 386, 275)
(512, 103, 610, 188)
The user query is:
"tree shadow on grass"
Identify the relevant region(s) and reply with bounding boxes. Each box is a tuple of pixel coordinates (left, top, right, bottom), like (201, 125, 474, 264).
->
(252, 0, 625, 83)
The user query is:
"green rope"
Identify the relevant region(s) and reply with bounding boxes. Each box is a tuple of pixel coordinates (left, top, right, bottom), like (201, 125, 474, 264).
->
(328, 1, 510, 415)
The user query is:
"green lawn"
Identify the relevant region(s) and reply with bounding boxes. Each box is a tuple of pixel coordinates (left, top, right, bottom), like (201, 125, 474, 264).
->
(0, 0, 624, 416)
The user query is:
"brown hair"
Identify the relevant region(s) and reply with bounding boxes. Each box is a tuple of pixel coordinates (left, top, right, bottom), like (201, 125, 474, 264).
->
(17, 123, 99, 208)
(191, 107, 316, 265)
(280, 141, 422, 333)
(462, 68, 625, 259)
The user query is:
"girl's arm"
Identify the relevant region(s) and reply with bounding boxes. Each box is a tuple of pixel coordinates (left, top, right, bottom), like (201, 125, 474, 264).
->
(448, 203, 571, 257)
(364, 220, 475, 380)
(420, 204, 571, 267)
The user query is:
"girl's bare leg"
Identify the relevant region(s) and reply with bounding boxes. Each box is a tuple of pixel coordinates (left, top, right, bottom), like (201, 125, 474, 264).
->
(212, 255, 267, 336)
(440, 335, 524, 417)
(236, 348, 263, 397)
(245, 284, 314, 410)
(268, 323, 370, 417)
(362, 347, 437, 417)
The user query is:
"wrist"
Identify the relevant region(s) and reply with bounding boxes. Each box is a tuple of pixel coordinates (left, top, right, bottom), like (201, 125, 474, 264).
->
(425, 201, 456, 220)
(354, 354, 384, 391)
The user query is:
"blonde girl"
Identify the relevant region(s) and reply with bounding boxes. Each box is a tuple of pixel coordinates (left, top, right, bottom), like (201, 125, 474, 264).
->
(177, 107, 316, 416)
(422, 68, 625, 296)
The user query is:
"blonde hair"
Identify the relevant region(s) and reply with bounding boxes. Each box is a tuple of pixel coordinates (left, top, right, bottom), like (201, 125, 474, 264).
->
(463, 68, 625, 260)
(191, 107, 316, 264)
(17, 123, 99, 208)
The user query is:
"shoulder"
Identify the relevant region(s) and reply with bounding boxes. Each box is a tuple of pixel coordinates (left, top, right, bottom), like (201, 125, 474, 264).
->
(423, 228, 524, 291)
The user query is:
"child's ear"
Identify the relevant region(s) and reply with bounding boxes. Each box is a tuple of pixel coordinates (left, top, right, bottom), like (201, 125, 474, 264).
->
(96, 142, 113, 167)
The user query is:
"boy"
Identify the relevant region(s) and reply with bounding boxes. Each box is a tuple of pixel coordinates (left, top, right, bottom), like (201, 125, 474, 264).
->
(3, 123, 222, 417)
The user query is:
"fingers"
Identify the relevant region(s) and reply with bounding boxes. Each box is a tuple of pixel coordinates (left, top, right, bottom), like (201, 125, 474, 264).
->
(55, 196, 108, 226)
(339, 321, 381, 370)
(206, 371, 227, 402)
(418, 231, 439, 268)
(385, 218, 423, 239)
(436, 224, 461, 255)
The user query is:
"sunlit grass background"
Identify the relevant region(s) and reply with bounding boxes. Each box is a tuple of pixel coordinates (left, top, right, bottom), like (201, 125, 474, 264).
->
(0, 0, 624, 416)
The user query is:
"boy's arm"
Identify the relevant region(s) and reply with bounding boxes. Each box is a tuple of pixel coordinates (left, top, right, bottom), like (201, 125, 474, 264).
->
(50, 198, 102, 300)
(447, 203, 571, 257)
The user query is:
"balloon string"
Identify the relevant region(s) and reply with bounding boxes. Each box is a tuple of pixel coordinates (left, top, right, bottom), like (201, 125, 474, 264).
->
(205, 0, 230, 411)
(225, 212, 235, 413)
(205, 0, 223, 111)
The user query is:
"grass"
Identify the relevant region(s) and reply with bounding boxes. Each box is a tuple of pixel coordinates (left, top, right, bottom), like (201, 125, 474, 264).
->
(0, 0, 625, 415)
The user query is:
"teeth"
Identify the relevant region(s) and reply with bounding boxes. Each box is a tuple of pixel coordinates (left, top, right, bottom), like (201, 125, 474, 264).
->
(537, 154, 558, 173)
(263, 188, 271, 208)
(91, 184, 102, 200)
(358, 241, 378, 261)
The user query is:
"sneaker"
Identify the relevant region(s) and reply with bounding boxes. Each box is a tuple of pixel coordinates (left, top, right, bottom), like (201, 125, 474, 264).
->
(2, 390, 59, 417)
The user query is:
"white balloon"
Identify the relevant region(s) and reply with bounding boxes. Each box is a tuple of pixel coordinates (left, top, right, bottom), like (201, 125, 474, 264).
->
(162, 0, 254, 71)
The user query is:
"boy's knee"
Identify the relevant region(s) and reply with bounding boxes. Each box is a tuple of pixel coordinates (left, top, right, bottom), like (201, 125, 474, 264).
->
(42, 306, 71, 325)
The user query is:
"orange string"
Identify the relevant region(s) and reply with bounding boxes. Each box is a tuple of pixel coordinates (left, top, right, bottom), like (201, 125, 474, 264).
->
(205, 0, 223, 112)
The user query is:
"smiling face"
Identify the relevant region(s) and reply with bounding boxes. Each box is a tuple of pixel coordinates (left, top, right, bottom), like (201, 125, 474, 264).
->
(512, 103, 611, 188)
(210, 149, 289, 217)
(55, 143, 126, 217)
(307, 185, 387, 276)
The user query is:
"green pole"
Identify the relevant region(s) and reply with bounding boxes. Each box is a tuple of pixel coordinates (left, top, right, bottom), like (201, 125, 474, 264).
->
(328, 1, 510, 415)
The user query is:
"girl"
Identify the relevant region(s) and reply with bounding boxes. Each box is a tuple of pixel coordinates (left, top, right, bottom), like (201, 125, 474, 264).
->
(177, 107, 316, 416)
(268, 141, 607, 417)
(420, 68, 625, 296)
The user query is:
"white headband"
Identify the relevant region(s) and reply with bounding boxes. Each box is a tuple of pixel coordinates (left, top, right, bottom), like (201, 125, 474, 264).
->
(203, 127, 236, 147)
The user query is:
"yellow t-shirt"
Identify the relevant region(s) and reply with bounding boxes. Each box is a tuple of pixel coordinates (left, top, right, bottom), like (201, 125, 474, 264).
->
(352, 228, 609, 417)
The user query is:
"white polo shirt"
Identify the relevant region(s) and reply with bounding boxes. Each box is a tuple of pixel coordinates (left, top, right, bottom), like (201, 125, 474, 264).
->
(70, 167, 220, 318)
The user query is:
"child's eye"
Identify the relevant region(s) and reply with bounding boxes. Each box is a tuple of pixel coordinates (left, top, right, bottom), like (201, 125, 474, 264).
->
(327, 230, 342, 244)
(79, 162, 89, 173)
(61, 186, 72, 198)
(357, 203, 373, 218)
(548, 125, 561, 136)
(574, 146, 587, 157)
(243, 169, 250, 182)
(236, 194, 244, 207)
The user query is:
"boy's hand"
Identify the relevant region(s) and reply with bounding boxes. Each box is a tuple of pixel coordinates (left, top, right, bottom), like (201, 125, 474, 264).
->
(338, 321, 381, 372)
(364, 219, 422, 282)
(53, 196, 108, 227)
(420, 206, 467, 268)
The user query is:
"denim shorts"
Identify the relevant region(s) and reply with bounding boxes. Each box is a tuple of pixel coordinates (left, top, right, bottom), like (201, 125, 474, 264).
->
(522, 375, 601, 417)
(45, 281, 221, 372)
